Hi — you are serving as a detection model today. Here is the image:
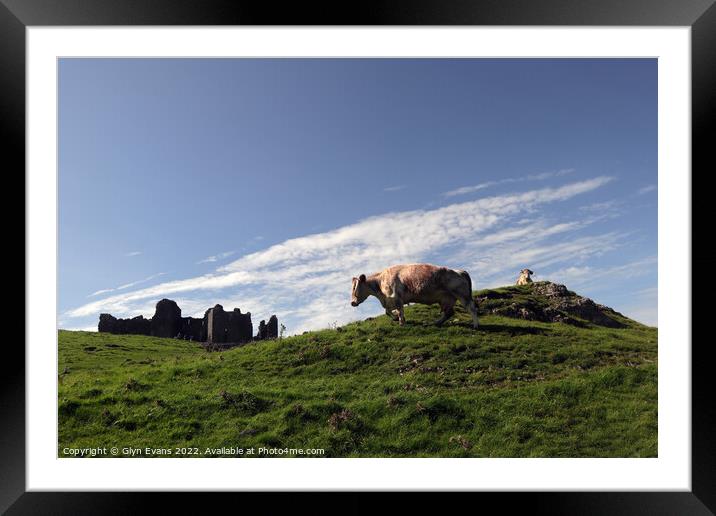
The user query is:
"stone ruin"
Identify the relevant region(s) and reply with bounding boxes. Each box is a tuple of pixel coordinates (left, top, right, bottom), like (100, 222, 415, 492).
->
(205, 304, 253, 345)
(255, 315, 278, 340)
(98, 298, 279, 348)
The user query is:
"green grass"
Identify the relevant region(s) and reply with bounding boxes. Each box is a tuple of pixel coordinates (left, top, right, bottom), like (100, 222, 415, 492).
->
(58, 285, 657, 458)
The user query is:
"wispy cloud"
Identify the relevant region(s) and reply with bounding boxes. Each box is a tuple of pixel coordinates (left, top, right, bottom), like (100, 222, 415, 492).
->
(527, 168, 574, 180)
(580, 200, 620, 212)
(442, 168, 575, 198)
(637, 184, 657, 195)
(88, 272, 166, 297)
(383, 185, 407, 192)
(125, 251, 142, 257)
(616, 286, 658, 326)
(88, 288, 114, 297)
(197, 251, 236, 264)
(116, 272, 167, 290)
(546, 256, 656, 292)
(66, 177, 615, 333)
(441, 182, 496, 197)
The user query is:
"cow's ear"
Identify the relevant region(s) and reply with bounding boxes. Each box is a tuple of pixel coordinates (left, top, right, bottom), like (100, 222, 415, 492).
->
(359, 274, 366, 283)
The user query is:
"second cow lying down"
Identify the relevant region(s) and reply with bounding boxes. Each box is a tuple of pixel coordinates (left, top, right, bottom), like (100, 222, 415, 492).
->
(351, 263, 479, 328)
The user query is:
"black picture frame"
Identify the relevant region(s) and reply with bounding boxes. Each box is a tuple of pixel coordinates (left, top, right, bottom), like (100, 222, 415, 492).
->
(6, 1, 712, 514)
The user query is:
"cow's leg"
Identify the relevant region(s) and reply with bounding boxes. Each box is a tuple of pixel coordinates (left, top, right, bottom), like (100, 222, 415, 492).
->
(459, 295, 480, 329)
(435, 300, 456, 326)
(383, 298, 401, 324)
(394, 299, 406, 326)
(385, 308, 399, 322)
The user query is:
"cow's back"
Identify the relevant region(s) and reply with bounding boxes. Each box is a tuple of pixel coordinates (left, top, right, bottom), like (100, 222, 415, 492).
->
(381, 264, 452, 303)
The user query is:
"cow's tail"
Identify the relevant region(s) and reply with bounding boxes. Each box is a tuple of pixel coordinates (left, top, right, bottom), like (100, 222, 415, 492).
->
(459, 270, 480, 328)
(459, 270, 473, 295)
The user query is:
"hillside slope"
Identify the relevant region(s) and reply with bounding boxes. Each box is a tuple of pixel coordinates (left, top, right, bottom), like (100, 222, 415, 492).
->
(58, 283, 657, 458)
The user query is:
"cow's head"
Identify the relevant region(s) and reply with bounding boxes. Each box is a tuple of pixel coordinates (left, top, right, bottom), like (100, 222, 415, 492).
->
(520, 269, 533, 276)
(351, 274, 369, 307)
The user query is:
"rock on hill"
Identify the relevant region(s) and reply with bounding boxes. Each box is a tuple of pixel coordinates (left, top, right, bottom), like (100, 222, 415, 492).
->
(475, 281, 632, 329)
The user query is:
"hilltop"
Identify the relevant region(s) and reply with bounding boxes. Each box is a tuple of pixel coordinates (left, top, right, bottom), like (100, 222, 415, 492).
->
(58, 282, 657, 458)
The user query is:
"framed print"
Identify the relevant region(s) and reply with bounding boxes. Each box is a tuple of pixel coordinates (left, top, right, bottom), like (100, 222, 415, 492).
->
(7, 0, 714, 513)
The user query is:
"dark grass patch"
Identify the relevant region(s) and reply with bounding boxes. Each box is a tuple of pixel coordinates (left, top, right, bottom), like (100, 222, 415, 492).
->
(123, 378, 149, 392)
(79, 388, 103, 398)
(219, 389, 271, 415)
(59, 400, 80, 416)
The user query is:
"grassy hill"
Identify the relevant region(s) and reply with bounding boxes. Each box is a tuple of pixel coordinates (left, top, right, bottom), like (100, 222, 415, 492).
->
(58, 283, 657, 458)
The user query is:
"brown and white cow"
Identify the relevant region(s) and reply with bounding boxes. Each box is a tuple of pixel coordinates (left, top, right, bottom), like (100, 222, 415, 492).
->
(351, 263, 479, 328)
(516, 268, 534, 285)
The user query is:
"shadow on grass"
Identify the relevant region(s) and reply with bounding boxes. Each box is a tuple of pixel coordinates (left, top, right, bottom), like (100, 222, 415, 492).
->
(359, 318, 550, 336)
(475, 323, 551, 336)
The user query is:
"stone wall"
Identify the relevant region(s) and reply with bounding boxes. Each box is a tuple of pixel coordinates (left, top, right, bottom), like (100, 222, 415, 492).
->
(267, 315, 278, 339)
(98, 314, 151, 335)
(151, 299, 182, 338)
(206, 305, 253, 344)
(256, 320, 267, 340)
(98, 298, 276, 346)
(179, 316, 204, 341)
(255, 314, 279, 340)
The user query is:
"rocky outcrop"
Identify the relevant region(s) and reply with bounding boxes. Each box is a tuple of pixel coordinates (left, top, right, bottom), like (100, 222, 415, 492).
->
(478, 281, 627, 328)
(532, 282, 569, 298)
(531, 282, 627, 328)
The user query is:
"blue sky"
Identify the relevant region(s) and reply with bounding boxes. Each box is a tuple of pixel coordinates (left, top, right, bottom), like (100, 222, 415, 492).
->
(59, 58, 657, 333)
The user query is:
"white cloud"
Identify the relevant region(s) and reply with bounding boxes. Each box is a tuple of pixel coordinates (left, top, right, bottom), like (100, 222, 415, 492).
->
(197, 251, 236, 264)
(87, 272, 166, 297)
(383, 185, 407, 192)
(465, 231, 626, 285)
(125, 251, 142, 257)
(88, 288, 114, 297)
(546, 256, 656, 292)
(117, 272, 166, 290)
(442, 182, 496, 197)
(637, 184, 657, 195)
(65, 177, 616, 334)
(527, 168, 575, 180)
(442, 168, 576, 198)
(580, 200, 620, 212)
